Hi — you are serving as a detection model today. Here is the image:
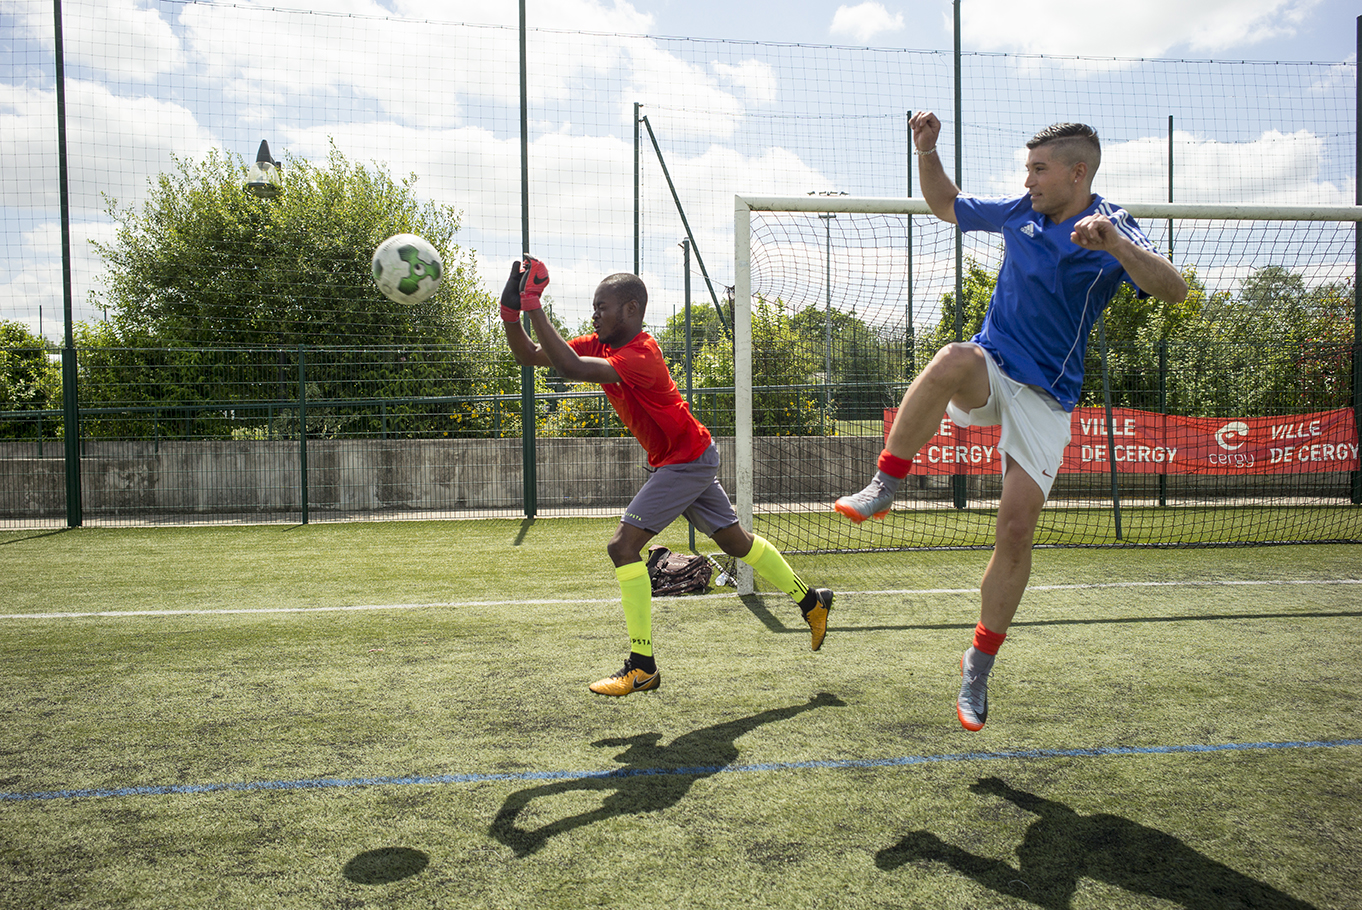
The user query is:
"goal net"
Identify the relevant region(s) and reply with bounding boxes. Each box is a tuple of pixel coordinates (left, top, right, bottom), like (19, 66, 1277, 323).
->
(733, 196, 1361, 558)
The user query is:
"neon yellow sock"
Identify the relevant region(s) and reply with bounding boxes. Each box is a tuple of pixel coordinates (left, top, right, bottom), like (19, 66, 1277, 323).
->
(740, 534, 810, 603)
(616, 561, 653, 657)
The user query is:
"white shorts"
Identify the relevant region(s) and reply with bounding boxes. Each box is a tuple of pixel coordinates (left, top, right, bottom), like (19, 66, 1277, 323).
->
(945, 344, 1071, 500)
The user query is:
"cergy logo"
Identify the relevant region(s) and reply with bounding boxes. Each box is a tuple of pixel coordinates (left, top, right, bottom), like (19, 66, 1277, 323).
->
(1214, 421, 1250, 451)
(1209, 420, 1254, 468)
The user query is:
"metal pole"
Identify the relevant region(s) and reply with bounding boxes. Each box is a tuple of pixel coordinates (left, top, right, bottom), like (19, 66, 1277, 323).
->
(1164, 115, 1173, 508)
(641, 115, 731, 337)
(734, 199, 755, 594)
(1098, 317, 1122, 540)
(952, 0, 967, 510)
(54, 0, 81, 527)
(635, 103, 642, 275)
(683, 239, 695, 552)
(298, 346, 309, 525)
(1158, 339, 1168, 507)
(820, 213, 836, 431)
(906, 111, 915, 376)
(1167, 115, 1175, 260)
(1352, 15, 1361, 505)
(519, 0, 537, 519)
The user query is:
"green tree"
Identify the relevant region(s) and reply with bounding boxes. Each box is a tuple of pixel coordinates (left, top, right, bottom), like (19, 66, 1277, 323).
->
(922, 257, 997, 354)
(80, 143, 522, 440)
(0, 321, 60, 439)
(687, 296, 825, 437)
(653, 301, 729, 356)
(93, 142, 487, 347)
(789, 305, 902, 422)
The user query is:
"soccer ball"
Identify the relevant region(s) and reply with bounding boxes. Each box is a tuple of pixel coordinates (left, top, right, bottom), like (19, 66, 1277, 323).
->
(371, 233, 443, 305)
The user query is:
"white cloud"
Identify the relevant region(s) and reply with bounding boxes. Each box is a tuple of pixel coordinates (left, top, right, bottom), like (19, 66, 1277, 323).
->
(711, 59, 779, 106)
(25, 0, 184, 81)
(176, 5, 756, 142)
(0, 80, 215, 214)
(977, 129, 1349, 207)
(1101, 129, 1350, 206)
(0, 220, 121, 335)
(829, 3, 906, 45)
(960, 0, 1322, 57)
(387, 0, 655, 32)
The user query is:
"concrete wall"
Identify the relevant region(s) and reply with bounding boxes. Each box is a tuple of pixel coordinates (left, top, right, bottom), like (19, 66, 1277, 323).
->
(2, 436, 858, 520)
(3, 436, 1347, 523)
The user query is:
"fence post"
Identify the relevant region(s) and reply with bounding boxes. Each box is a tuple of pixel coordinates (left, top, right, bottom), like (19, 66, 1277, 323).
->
(55, 0, 81, 527)
(1098, 315, 1123, 540)
(518, 0, 537, 520)
(1353, 14, 1361, 504)
(951, 1, 967, 511)
(1158, 339, 1168, 507)
(61, 346, 81, 527)
(298, 345, 308, 524)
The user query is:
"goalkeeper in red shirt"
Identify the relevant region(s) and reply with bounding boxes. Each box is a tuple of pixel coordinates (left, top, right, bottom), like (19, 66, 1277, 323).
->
(502, 256, 835, 696)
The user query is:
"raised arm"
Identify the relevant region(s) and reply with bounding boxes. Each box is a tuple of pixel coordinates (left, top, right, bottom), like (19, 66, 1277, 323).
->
(910, 111, 959, 225)
(499, 258, 620, 384)
(500, 260, 554, 368)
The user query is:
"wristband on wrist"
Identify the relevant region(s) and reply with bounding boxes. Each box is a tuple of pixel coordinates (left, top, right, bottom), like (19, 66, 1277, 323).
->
(914, 145, 937, 156)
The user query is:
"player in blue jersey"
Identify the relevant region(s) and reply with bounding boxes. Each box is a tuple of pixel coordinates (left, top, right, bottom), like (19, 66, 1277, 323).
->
(835, 112, 1188, 731)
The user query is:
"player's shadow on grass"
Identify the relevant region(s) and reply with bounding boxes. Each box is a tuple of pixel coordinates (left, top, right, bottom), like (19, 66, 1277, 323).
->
(490, 692, 845, 857)
(739, 593, 1362, 639)
(875, 776, 1318, 909)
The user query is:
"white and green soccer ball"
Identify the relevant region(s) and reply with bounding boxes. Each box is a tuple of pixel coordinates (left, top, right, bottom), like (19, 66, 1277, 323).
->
(372, 233, 443, 305)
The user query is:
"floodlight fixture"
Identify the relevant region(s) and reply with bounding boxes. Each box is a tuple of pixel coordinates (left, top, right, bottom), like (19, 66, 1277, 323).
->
(244, 139, 283, 198)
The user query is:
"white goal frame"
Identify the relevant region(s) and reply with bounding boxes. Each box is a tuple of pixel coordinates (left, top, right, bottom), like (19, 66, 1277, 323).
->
(732, 194, 1362, 592)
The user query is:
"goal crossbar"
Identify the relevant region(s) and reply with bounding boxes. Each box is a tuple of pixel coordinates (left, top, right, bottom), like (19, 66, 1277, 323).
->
(736, 195, 1362, 221)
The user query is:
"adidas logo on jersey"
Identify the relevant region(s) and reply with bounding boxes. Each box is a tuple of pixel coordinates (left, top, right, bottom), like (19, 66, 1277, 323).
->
(1020, 222, 1036, 238)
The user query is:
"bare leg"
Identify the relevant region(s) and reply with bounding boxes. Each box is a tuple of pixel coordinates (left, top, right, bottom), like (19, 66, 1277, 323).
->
(958, 458, 1046, 732)
(885, 342, 992, 460)
(979, 458, 1046, 633)
(837, 343, 992, 523)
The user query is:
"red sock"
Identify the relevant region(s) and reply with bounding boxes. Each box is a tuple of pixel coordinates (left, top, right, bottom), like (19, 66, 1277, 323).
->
(877, 449, 913, 479)
(972, 621, 1007, 656)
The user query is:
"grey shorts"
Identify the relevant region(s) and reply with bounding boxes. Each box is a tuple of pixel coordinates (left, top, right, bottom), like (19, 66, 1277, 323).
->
(621, 443, 739, 537)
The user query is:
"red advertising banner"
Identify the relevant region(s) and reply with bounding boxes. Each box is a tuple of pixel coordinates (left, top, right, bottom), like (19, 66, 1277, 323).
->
(884, 407, 1359, 476)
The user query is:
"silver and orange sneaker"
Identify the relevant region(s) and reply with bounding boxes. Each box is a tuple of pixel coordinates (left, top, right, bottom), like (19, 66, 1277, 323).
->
(957, 647, 992, 731)
(588, 659, 661, 697)
(834, 476, 894, 523)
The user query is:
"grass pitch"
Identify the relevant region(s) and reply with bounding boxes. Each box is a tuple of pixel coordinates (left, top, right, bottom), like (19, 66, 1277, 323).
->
(1, 521, 1359, 909)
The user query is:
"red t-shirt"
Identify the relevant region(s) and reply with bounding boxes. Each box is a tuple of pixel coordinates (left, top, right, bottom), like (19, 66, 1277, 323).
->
(568, 331, 712, 467)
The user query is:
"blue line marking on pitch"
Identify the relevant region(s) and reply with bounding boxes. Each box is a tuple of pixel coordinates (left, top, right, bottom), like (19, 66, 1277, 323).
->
(3, 738, 1359, 803)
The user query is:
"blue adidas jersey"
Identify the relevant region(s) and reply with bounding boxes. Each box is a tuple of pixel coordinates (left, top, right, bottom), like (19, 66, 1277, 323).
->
(955, 193, 1156, 412)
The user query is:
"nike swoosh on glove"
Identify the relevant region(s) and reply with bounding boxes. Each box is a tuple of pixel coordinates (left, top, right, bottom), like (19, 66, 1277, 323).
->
(519, 255, 549, 311)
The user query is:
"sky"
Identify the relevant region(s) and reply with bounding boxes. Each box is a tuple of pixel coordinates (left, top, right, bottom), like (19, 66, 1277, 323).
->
(1, 0, 1357, 338)
(641, 0, 1359, 60)
(435, 0, 1359, 61)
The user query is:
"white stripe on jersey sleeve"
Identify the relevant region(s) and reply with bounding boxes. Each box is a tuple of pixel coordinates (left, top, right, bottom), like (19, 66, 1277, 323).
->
(1097, 201, 1158, 252)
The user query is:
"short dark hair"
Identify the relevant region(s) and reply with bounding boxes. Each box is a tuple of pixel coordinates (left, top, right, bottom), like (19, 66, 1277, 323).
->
(600, 272, 648, 311)
(1027, 122, 1101, 173)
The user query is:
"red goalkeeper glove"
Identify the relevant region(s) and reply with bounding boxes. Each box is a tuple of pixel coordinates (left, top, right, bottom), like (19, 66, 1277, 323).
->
(519, 255, 549, 311)
(500, 260, 523, 322)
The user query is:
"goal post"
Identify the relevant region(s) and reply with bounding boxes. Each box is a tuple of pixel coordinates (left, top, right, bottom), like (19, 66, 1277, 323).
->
(733, 194, 1362, 580)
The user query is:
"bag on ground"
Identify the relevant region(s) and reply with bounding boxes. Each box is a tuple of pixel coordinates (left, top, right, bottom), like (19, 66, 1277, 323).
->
(645, 546, 712, 595)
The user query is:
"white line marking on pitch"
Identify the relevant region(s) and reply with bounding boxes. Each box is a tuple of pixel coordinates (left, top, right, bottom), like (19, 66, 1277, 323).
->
(1, 578, 1359, 620)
